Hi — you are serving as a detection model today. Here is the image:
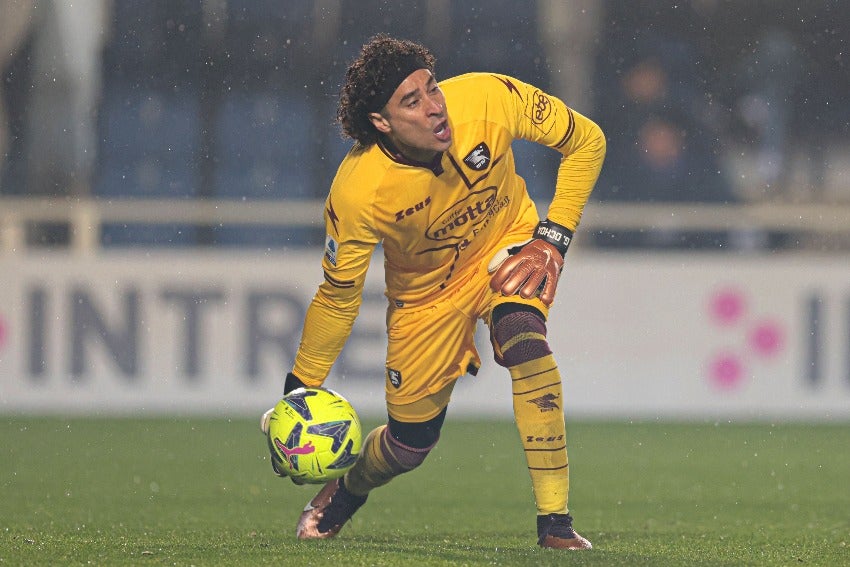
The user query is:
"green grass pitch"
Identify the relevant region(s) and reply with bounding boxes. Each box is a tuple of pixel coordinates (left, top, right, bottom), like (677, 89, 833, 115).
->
(2, 417, 848, 566)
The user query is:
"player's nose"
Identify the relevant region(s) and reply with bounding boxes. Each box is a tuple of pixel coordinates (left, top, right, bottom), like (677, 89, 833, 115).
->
(425, 94, 444, 115)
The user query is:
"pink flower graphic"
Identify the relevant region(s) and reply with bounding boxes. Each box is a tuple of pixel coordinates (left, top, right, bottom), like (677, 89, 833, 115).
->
(708, 353, 745, 390)
(749, 320, 784, 358)
(704, 288, 786, 391)
(709, 288, 746, 326)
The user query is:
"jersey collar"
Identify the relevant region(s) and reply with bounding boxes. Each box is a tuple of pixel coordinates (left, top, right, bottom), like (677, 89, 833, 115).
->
(377, 136, 445, 176)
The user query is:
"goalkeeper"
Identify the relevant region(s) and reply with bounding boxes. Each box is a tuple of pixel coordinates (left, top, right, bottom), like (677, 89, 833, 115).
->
(263, 34, 605, 550)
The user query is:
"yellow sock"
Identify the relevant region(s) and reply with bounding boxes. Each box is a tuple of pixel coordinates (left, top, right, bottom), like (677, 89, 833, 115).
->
(510, 354, 569, 515)
(343, 425, 396, 497)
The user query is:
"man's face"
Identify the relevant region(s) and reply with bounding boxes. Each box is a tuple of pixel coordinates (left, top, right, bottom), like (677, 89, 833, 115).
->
(369, 69, 452, 162)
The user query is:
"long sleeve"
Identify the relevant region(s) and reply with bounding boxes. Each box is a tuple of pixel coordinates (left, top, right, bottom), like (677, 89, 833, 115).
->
(493, 73, 606, 232)
(291, 182, 380, 385)
(292, 259, 372, 385)
(547, 109, 606, 231)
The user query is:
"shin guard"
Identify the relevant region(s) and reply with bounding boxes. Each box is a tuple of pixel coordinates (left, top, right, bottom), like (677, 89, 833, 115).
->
(344, 425, 434, 496)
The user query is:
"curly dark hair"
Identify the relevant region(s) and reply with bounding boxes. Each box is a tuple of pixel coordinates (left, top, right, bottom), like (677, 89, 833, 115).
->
(337, 34, 436, 147)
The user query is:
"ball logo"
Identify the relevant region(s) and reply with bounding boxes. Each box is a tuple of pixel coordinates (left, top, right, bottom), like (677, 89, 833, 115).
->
(274, 438, 316, 469)
(284, 390, 320, 420)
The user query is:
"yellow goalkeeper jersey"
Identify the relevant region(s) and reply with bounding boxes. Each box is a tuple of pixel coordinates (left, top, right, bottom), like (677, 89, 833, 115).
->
(293, 72, 605, 384)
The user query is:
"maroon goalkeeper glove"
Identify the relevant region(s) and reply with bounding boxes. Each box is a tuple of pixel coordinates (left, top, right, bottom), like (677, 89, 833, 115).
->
(488, 220, 573, 307)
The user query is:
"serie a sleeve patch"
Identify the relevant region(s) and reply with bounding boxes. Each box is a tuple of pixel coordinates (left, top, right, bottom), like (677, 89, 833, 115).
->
(324, 235, 339, 266)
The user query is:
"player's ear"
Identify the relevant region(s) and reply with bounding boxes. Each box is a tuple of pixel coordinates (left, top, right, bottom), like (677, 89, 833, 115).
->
(368, 112, 391, 134)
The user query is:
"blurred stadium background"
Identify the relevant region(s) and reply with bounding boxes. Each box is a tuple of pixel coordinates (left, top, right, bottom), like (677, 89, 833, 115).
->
(1, 0, 849, 420)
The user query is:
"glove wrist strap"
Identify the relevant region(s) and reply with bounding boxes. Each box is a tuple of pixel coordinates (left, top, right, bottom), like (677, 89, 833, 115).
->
(534, 219, 573, 257)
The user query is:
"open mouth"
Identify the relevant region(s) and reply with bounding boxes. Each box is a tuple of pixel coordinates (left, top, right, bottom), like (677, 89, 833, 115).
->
(433, 120, 451, 142)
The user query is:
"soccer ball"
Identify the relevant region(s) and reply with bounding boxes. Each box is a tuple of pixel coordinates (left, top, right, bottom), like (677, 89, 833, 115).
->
(266, 387, 362, 484)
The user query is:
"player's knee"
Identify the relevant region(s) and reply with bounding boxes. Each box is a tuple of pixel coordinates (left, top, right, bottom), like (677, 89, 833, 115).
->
(384, 408, 445, 474)
(491, 304, 552, 367)
(381, 427, 434, 475)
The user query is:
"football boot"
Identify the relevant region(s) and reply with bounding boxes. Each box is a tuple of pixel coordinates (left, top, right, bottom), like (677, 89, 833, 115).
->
(537, 513, 592, 549)
(296, 478, 367, 539)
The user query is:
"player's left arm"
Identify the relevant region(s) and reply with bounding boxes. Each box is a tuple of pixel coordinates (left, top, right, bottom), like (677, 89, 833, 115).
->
(488, 75, 606, 306)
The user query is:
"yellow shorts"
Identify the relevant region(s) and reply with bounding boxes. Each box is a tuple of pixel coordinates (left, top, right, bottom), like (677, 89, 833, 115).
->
(384, 225, 549, 422)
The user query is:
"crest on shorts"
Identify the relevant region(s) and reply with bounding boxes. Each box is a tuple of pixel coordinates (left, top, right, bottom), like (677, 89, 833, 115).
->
(463, 142, 491, 171)
(387, 368, 402, 388)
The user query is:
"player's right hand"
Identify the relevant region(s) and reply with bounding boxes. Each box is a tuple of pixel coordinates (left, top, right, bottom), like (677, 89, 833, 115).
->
(262, 372, 312, 484)
(260, 404, 306, 485)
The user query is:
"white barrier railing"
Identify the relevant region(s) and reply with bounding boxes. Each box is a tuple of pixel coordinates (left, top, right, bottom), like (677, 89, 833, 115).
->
(3, 198, 850, 254)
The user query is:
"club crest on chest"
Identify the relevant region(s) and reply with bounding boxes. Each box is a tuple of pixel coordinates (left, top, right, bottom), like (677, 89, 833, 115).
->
(463, 142, 491, 171)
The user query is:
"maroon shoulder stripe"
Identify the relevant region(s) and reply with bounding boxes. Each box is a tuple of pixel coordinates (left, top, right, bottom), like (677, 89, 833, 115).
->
(554, 108, 575, 149)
